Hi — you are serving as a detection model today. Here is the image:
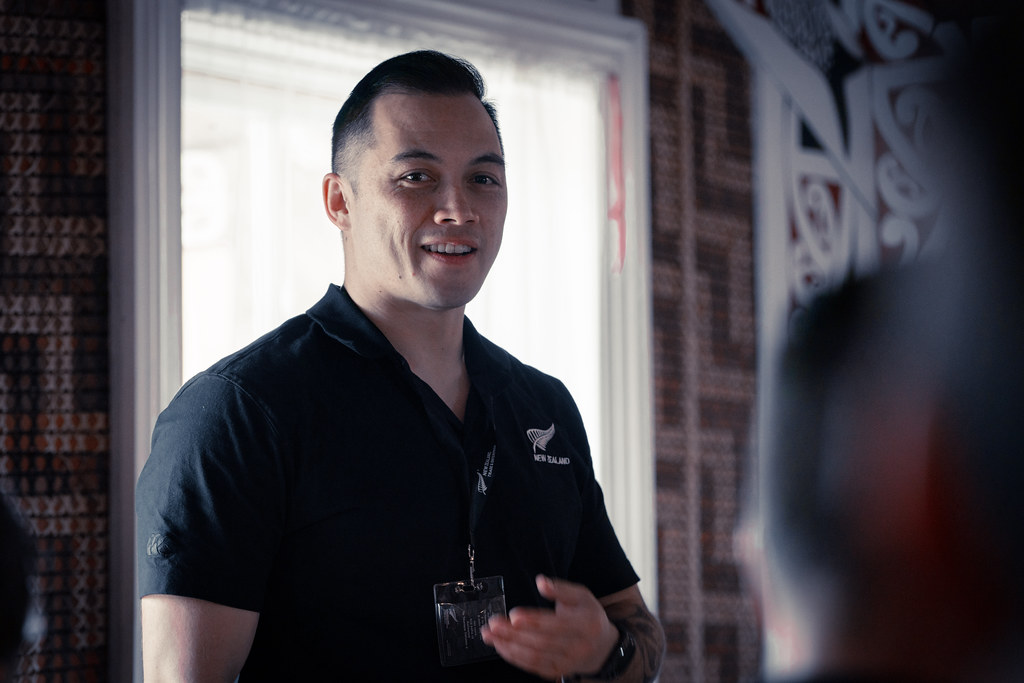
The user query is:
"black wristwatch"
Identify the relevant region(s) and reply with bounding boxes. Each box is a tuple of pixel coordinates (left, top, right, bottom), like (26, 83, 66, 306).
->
(589, 625, 636, 680)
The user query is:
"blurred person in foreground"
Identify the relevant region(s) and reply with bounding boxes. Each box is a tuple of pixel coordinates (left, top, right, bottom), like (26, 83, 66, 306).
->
(136, 50, 663, 682)
(0, 495, 32, 681)
(739, 9, 1024, 683)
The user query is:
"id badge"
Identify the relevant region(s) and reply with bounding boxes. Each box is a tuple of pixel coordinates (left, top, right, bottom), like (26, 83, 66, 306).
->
(433, 575, 506, 667)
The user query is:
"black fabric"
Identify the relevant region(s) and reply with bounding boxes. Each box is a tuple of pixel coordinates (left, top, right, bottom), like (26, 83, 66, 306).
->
(760, 674, 945, 683)
(136, 284, 638, 682)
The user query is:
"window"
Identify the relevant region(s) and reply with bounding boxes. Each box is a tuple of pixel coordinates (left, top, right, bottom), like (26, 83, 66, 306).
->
(180, 7, 610, 467)
(108, 1, 652, 678)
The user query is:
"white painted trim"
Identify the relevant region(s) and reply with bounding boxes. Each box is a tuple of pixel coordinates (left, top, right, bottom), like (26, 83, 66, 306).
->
(107, 0, 182, 680)
(752, 67, 788, 675)
(466, 0, 620, 14)
(599, 43, 657, 608)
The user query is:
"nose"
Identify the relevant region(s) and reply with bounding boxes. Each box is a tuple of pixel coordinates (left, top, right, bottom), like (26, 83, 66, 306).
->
(434, 183, 477, 225)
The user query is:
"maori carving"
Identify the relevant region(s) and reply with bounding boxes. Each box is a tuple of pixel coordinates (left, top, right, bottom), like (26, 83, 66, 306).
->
(707, 0, 976, 326)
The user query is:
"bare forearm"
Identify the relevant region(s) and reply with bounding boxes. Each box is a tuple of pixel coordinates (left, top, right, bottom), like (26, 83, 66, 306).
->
(141, 595, 258, 683)
(583, 600, 665, 683)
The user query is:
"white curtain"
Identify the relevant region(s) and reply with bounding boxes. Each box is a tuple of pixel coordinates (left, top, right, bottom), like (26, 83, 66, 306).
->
(181, 0, 609, 465)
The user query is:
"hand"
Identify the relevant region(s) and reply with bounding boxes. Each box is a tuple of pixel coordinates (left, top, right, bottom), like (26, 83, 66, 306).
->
(481, 574, 619, 680)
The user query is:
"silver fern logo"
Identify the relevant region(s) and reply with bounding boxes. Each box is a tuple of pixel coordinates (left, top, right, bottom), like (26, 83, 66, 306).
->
(527, 424, 556, 454)
(528, 424, 570, 465)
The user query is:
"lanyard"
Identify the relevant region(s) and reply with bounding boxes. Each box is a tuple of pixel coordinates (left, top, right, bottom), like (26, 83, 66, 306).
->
(467, 443, 495, 581)
(403, 365, 496, 580)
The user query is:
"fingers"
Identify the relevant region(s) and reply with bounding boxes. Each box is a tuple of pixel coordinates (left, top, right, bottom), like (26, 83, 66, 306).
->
(482, 615, 573, 680)
(536, 574, 590, 607)
(482, 607, 563, 648)
(480, 576, 617, 679)
(483, 612, 561, 652)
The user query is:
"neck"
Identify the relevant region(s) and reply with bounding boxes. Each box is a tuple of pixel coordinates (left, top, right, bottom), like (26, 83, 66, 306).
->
(350, 293, 470, 419)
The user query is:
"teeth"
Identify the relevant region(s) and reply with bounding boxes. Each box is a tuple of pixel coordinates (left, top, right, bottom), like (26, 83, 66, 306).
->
(425, 243, 472, 254)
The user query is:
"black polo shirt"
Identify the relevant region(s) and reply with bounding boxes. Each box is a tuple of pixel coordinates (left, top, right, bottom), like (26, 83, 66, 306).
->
(137, 284, 638, 681)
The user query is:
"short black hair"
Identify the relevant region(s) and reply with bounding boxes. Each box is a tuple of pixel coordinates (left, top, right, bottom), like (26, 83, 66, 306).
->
(330, 50, 501, 176)
(764, 268, 941, 588)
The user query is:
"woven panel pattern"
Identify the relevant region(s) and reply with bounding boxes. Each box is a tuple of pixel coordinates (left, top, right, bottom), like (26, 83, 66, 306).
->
(0, 1, 109, 680)
(620, 1, 760, 681)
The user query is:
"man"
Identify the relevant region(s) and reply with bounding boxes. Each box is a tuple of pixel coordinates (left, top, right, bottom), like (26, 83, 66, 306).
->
(739, 13, 1024, 680)
(137, 50, 664, 682)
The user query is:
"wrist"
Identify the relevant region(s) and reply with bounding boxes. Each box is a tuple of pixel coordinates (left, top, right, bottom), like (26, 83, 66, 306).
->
(575, 623, 637, 681)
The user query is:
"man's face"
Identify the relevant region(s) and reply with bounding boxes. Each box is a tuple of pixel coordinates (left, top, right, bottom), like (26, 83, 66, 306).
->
(329, 91, 507, 316)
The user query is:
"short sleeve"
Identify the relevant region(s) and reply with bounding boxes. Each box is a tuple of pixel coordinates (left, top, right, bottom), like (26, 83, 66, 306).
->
(549, 380, 640, 597)
(136, 373, 289, 612)
(568, 468, 639, 598)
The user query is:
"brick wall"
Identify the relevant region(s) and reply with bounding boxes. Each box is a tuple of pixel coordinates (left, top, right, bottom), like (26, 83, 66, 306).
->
(620, 1, 760, 681)
(0, 1, 110, 680)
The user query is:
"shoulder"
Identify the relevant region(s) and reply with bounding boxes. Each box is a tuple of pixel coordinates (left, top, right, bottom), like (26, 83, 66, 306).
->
(465, 319, 565, 393)
(160, 311, 356, 439)
(186, 305, 370, 396)
(468, 329, 589, 455)
(202, 312, 326, 382)
(471, 329, 577, 408)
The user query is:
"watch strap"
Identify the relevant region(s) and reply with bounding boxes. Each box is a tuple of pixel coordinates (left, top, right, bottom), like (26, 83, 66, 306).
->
(588, 624, 637, 680)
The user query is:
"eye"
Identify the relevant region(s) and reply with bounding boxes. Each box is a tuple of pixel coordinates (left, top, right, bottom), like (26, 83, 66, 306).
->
(472, 174, 501, 186)
(401, 171, 430, 182)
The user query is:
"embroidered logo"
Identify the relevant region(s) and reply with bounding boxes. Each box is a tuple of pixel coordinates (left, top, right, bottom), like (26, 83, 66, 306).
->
(146, 532, 173, 558)
(528, 424, 570, 465)
(527, 424, 556, 454)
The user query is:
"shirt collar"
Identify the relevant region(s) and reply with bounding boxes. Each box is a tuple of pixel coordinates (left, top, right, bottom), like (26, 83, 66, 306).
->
(306, 284, 398, 361)
(306, 284, 513, 396)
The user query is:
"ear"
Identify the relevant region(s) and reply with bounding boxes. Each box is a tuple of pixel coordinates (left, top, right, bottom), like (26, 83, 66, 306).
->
(322, 172, 353, 232)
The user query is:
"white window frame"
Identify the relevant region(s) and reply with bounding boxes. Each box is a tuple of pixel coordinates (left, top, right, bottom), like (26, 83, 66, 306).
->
(107, 1, 653, 679)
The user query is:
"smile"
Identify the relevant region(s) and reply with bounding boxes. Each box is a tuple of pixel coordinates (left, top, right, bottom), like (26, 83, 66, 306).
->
(423, 243, 474, 255)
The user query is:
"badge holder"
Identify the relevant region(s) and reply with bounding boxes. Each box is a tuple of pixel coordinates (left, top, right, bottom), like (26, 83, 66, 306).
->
(434, 546, 506, 667)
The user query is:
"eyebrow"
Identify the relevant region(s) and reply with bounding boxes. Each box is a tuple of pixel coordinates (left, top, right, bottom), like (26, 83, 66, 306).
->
(391, 149, 505, 167)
